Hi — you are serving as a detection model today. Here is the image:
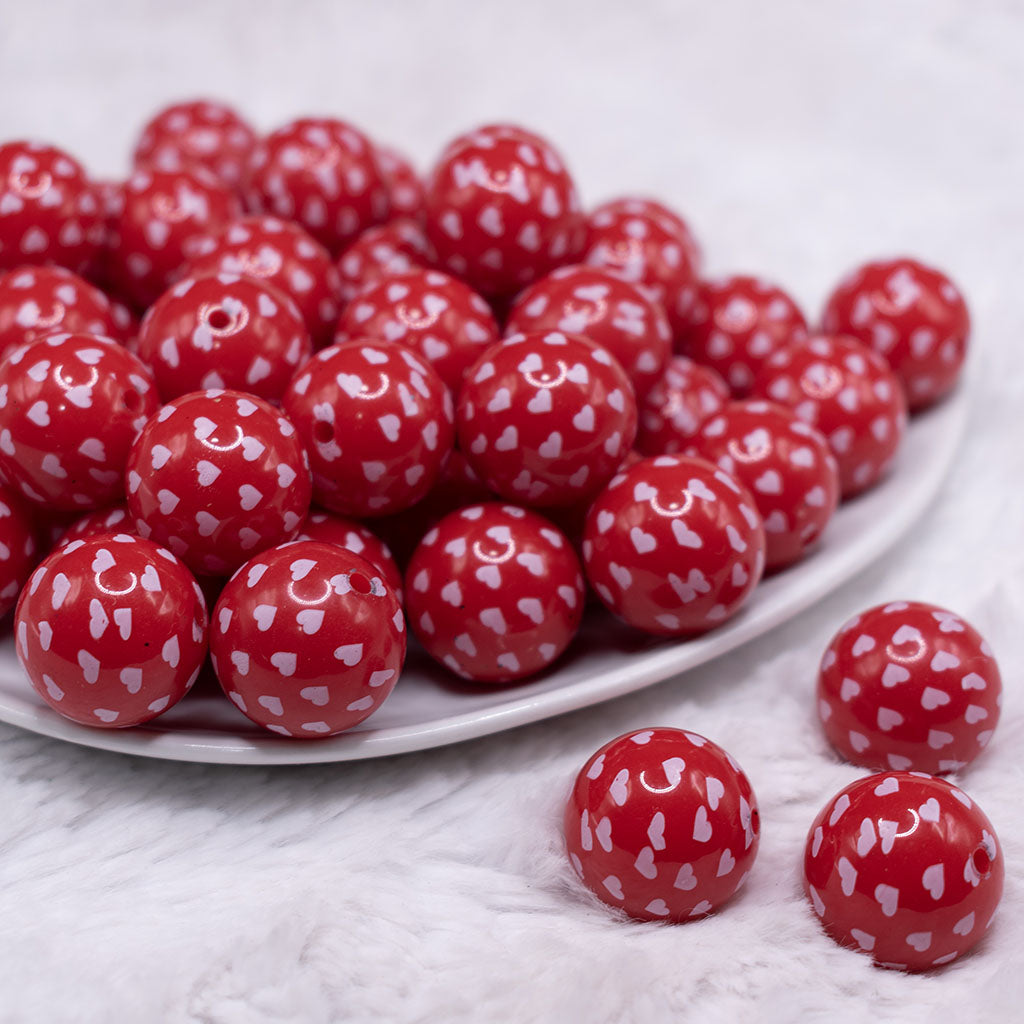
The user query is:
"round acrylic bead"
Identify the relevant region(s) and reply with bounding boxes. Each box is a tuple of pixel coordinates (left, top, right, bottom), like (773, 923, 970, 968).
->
(691, 400, 840, 571)
(15, 534, 208, 728)
(405, 502, 585, 683)
(0, 484, 37, 615)
(424, 123, 584, 297)
(817, 601, 1002, 774)
(822, 257, 970, 412)
(457, 331, 637, 508)
(565, 728, 760, 921)
(582, 455, 765, 636)
(678, 275, 808, 395)
(125, 389, 311, 576)
(0, 140, 102, 275)
(211, 541, 406, 737)
(752, 334, 908, 498)
(0, 333, 158, 510)
(244, 118, 388, 255)
(283, 340, 454, 518)
(136, 272, 311, 402)
(132, 99, 257, 191)
(635, 356, 730, 456)
(804, 772, 1003, 971)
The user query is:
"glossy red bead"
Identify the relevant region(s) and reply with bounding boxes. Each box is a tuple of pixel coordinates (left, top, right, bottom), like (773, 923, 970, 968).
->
(0, 333, 158, 510)
(752, 334, 908, 498)
(335, 267, 499, 391)
(183, 214, 342, 349)
(822, 257, 969, 412)
(335, 218, 435, 307)
(405, 502, 584, 683)
(817, 601, 1002, 774)
(137, 272, 311, 402)
(211, 541, 406, 737)
(132, 99, 257, 191)
(295, 509, 403, 605)
(377, 145, 426, 223)
(635, 355, 730, 456)
(691, 400, 840, 571)
(581, 197, 700, 337)
(55, 504, 133, 551)
(126, 389, 311, 576)
(0, 265, 128, 360)
(110, 167, 241, 308)
(505, 264, 672, 401)
(284, 340, 454, 517)
(0, 484, 37, 614)
(804, 772, 1003, 971)
(424, 124, 584, 297)
(678, 275, 808, 395)
(15, 534, 208, 727)
(0, 141, 102, 275)
(582, 455, 765, 636)
(244, 118, 388, 255)
(457, 331, 637, 507)
(565, 728, 759, 922)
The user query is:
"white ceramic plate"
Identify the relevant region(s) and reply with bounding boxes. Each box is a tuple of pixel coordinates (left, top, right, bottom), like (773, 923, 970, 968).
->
(0, 389, 968, 764)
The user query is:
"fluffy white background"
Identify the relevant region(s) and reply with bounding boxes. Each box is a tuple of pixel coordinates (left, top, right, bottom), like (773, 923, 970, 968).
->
(1, 1, 1023, 1021)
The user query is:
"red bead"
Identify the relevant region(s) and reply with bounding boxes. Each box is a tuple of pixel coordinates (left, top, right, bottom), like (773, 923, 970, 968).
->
(244, 118, 389, 255)
(691, 400, 840, 571)
(335, 267, 499, 391)
(15, 534, 208, 727)
(183, 214, 342, 349)
(377, 145, 426, 223)
(581, 198, 700, 337)
(295, 509, 403, 604)
(405, 502, 584, 682)
(565, 728, 759, 922)
(125, 389, 311, 576)
(505, 265, 672, 401)
(335, 218, 435, 306)
(132, 99, 257, 191)
(55, 503, 133, 551)
(817, 601, 1002, 773)
(0, 485, 37, 614)
(582, 455, 765, 636)
(110, 167, 241, 308)
(136, 272, 311, 402)
(678, 275, 808, 395)
(752, 334, 908, 498)
(0, 141, 102, 275)
(822, 257, 969, 412)
(457, 331, 637, 507)
(0, 333, 158, 510)
(210, 541, 405, 737)
(804, 772, 1003, 971)
(635, 355, 730, 456)
(284, 340, 454, 517)
(0, 265, 129, 360)
(424, 124, 584, 297)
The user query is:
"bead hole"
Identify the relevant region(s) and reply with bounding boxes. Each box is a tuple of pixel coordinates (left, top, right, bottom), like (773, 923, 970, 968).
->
(121, 389, 142, 414)
(349, 571, 372, 595)
(972, 846, 992, 877)
(207, 307, 231, 331)
(313, 420, 334, 445)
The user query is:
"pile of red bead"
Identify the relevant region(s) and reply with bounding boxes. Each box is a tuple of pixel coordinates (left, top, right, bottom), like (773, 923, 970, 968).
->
(0, 100, 970, 741)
